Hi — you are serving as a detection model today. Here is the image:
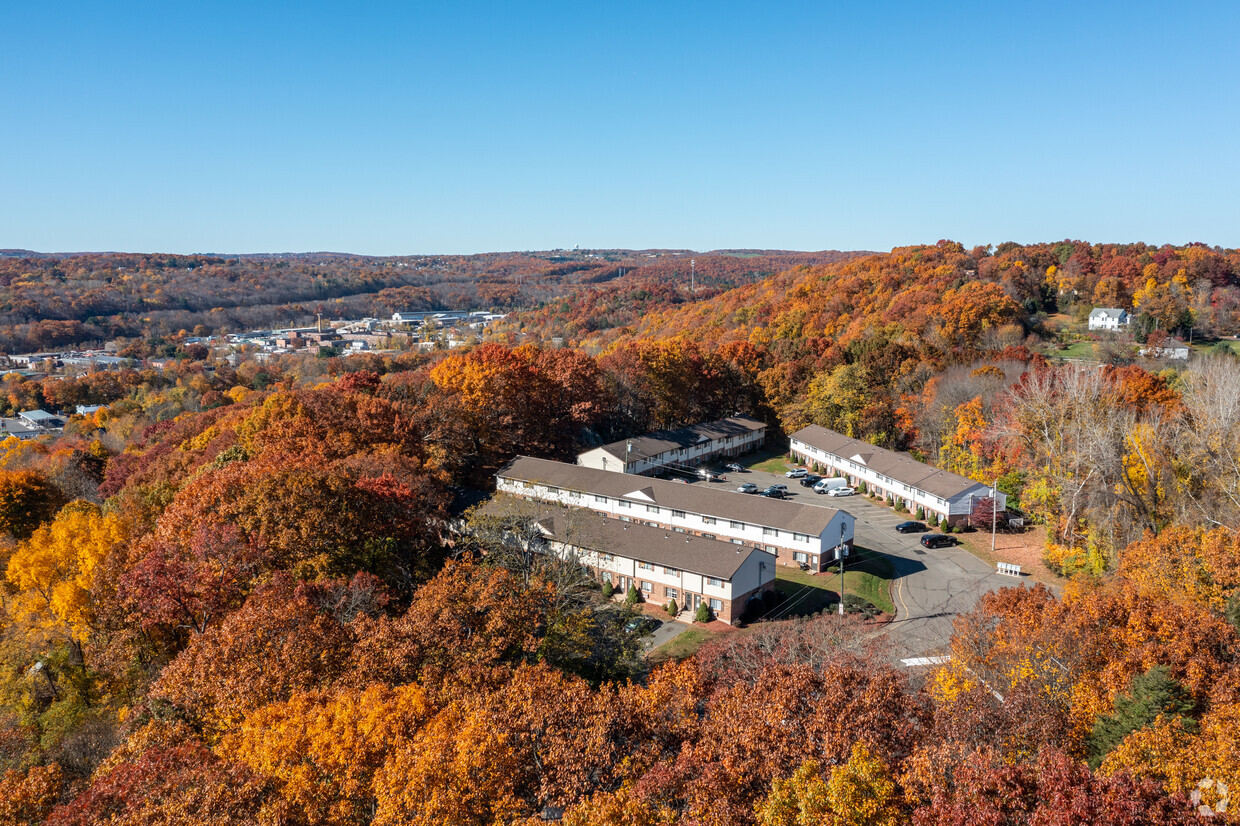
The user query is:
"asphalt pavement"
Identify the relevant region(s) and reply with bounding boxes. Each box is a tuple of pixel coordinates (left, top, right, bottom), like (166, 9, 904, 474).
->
(697, 464, 1013, 661)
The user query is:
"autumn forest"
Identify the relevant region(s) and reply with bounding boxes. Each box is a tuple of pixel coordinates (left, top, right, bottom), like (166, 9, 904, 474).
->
(3, 240, 1240, 824)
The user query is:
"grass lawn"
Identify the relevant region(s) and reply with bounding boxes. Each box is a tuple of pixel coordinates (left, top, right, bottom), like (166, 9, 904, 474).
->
(1046, 341, 1095, 360)
(749, 452, 794, 474)
(647, 627, 718, 664)
(768, 549, 896, 618)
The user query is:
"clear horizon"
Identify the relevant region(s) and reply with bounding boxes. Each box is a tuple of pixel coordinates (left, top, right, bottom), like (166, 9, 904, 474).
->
(3, 1, 1238, 255)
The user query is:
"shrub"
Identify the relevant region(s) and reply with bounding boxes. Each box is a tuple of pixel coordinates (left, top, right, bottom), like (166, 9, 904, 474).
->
(666, 599, 678, 615)
(842, 594, 880, 619)
(625, 584, 640, 605)
(894, 501, 908, 514)
(695, 602, 712, 623)
(601, 579, 614, 599)
(915, 506, 925, 521)
(858, 481, 868, 494)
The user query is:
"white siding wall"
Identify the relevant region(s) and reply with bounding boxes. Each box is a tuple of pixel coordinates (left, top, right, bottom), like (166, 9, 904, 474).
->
(731, 549, 776, 596)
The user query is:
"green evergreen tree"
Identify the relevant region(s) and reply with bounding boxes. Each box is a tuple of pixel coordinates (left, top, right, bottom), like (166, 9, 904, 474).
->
(601, 579, 614, 599)
(625, 584, 640, 605)
(695, 602, 712, 623)
(1088, 666, 1196, 768)
(667, 598, 678, 615)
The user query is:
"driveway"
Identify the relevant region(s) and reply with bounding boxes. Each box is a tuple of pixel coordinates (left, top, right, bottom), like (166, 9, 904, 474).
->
(641, 616, 690, 653)
(699, 464, 1012, 660)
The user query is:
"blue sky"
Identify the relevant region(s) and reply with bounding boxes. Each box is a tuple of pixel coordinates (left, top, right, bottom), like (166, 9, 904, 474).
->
(2, 1, 1237, 254)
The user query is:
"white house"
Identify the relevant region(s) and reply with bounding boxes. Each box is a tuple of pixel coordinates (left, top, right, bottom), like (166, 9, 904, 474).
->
(481, 501, 776, 624)
(788, 425, 1005, 526)
(496, 456, 854, 573)
(1140, 340, 1190, 361)
(577, 416, 767, 475)
(1088, 307, 1131, 331)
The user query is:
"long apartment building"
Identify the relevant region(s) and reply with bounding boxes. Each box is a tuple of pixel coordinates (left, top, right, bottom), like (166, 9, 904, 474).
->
(788, 424, 1005, 525)
(480, 501, 776, 624)
(496, 456, 854, 573)
(576, 415, 766, 475)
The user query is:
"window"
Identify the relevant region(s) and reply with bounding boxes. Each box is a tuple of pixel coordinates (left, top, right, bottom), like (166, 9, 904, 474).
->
(595, 495, 608, 504)
(618, 500, 630, 509)
(702, 516, 716, 525)
(672, 510, 686, 518)
(599, 553, 614, 563)
(666, 587, 678, 599)
(731, 538, 743, 545)
(702, 533, 716, 540)
(620, 515, 632, 522)
(707, 576, 723, 587)
(673, 527, 686, 533)
(547, 486, 560, 494)
(641, 581, 652, 593)
(709, 598, 723, 611)
(664, 566, 678, 575)
(762, 527, 777, 537)
(793, 533, 809, 542)
(793, 552, 808, 563)
(646, 505, 660, 514)
(730, 520, 744, 529)
(638, 561, 653, 571)
(765, 545, 776, 553)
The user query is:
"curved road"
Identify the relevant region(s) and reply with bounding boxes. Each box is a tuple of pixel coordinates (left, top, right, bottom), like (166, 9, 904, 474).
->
(701, 468, 1012, 661)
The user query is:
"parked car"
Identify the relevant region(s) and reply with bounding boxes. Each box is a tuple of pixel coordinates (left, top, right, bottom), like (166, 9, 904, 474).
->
(895, 521, 927, 534)
(737, 482, 759, 494)
(759, 488, 788, 499)
(813, 477, 848, 493)
(826, 487, 856, 497)
(785, 468, 808, 478)
(799, 474, 823, 487)
(920, 534, 956, 549)
(725, 463, 744, 473)
(766, 483, 788, 492)
(624, 615, 661, 635)
(696, 468, 724, 482)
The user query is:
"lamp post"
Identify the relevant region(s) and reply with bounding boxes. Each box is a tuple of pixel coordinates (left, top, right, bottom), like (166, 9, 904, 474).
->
(837, 543, 845, 616)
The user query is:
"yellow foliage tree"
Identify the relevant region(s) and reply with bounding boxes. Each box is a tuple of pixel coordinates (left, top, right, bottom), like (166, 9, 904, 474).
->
(5, 501, 128, 644)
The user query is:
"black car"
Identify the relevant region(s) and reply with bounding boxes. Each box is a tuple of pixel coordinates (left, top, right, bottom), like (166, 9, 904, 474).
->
(759, 488, 788, 499)
(799, 474, 823, 487)
(624, 615, 661, 636)
(895, 521, 927, 534)
(920, 533, 956, 549)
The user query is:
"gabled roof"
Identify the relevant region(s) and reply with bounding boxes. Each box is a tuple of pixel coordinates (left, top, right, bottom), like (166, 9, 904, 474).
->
(585, 416, 766, 464)
(480, 500, 771, 580)
(498, 456, 845, 536)
(1089, 307, 1128, 319)
(790, 424, 988, 500)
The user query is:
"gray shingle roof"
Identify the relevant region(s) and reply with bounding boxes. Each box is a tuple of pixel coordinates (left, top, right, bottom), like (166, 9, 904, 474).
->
(589, 415, 766, 463)
(498, 456, 843, 536)
(479, 499, 767, 580)
(1089, 307, 1127, 319)
(790, 425, 987, 500)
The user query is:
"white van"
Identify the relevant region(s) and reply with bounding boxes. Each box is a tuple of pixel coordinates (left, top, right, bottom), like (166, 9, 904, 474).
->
(813, 477, 848, 494)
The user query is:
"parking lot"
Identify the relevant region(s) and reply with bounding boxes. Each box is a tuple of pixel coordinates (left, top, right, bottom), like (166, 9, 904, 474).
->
(695, 459, 1010, 660)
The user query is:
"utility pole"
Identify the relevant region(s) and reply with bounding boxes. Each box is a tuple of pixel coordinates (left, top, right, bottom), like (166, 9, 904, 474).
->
(690, 259, 695, 292)
(991, 479, 998, 555)
(837, 544, 845, 616)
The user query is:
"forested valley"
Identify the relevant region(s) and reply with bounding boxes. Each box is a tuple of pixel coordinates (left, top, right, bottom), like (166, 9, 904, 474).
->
(2, 240, 1240, 823)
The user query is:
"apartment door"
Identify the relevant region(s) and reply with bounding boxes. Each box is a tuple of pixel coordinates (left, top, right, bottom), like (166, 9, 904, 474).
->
(691, 593, 702, 612)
